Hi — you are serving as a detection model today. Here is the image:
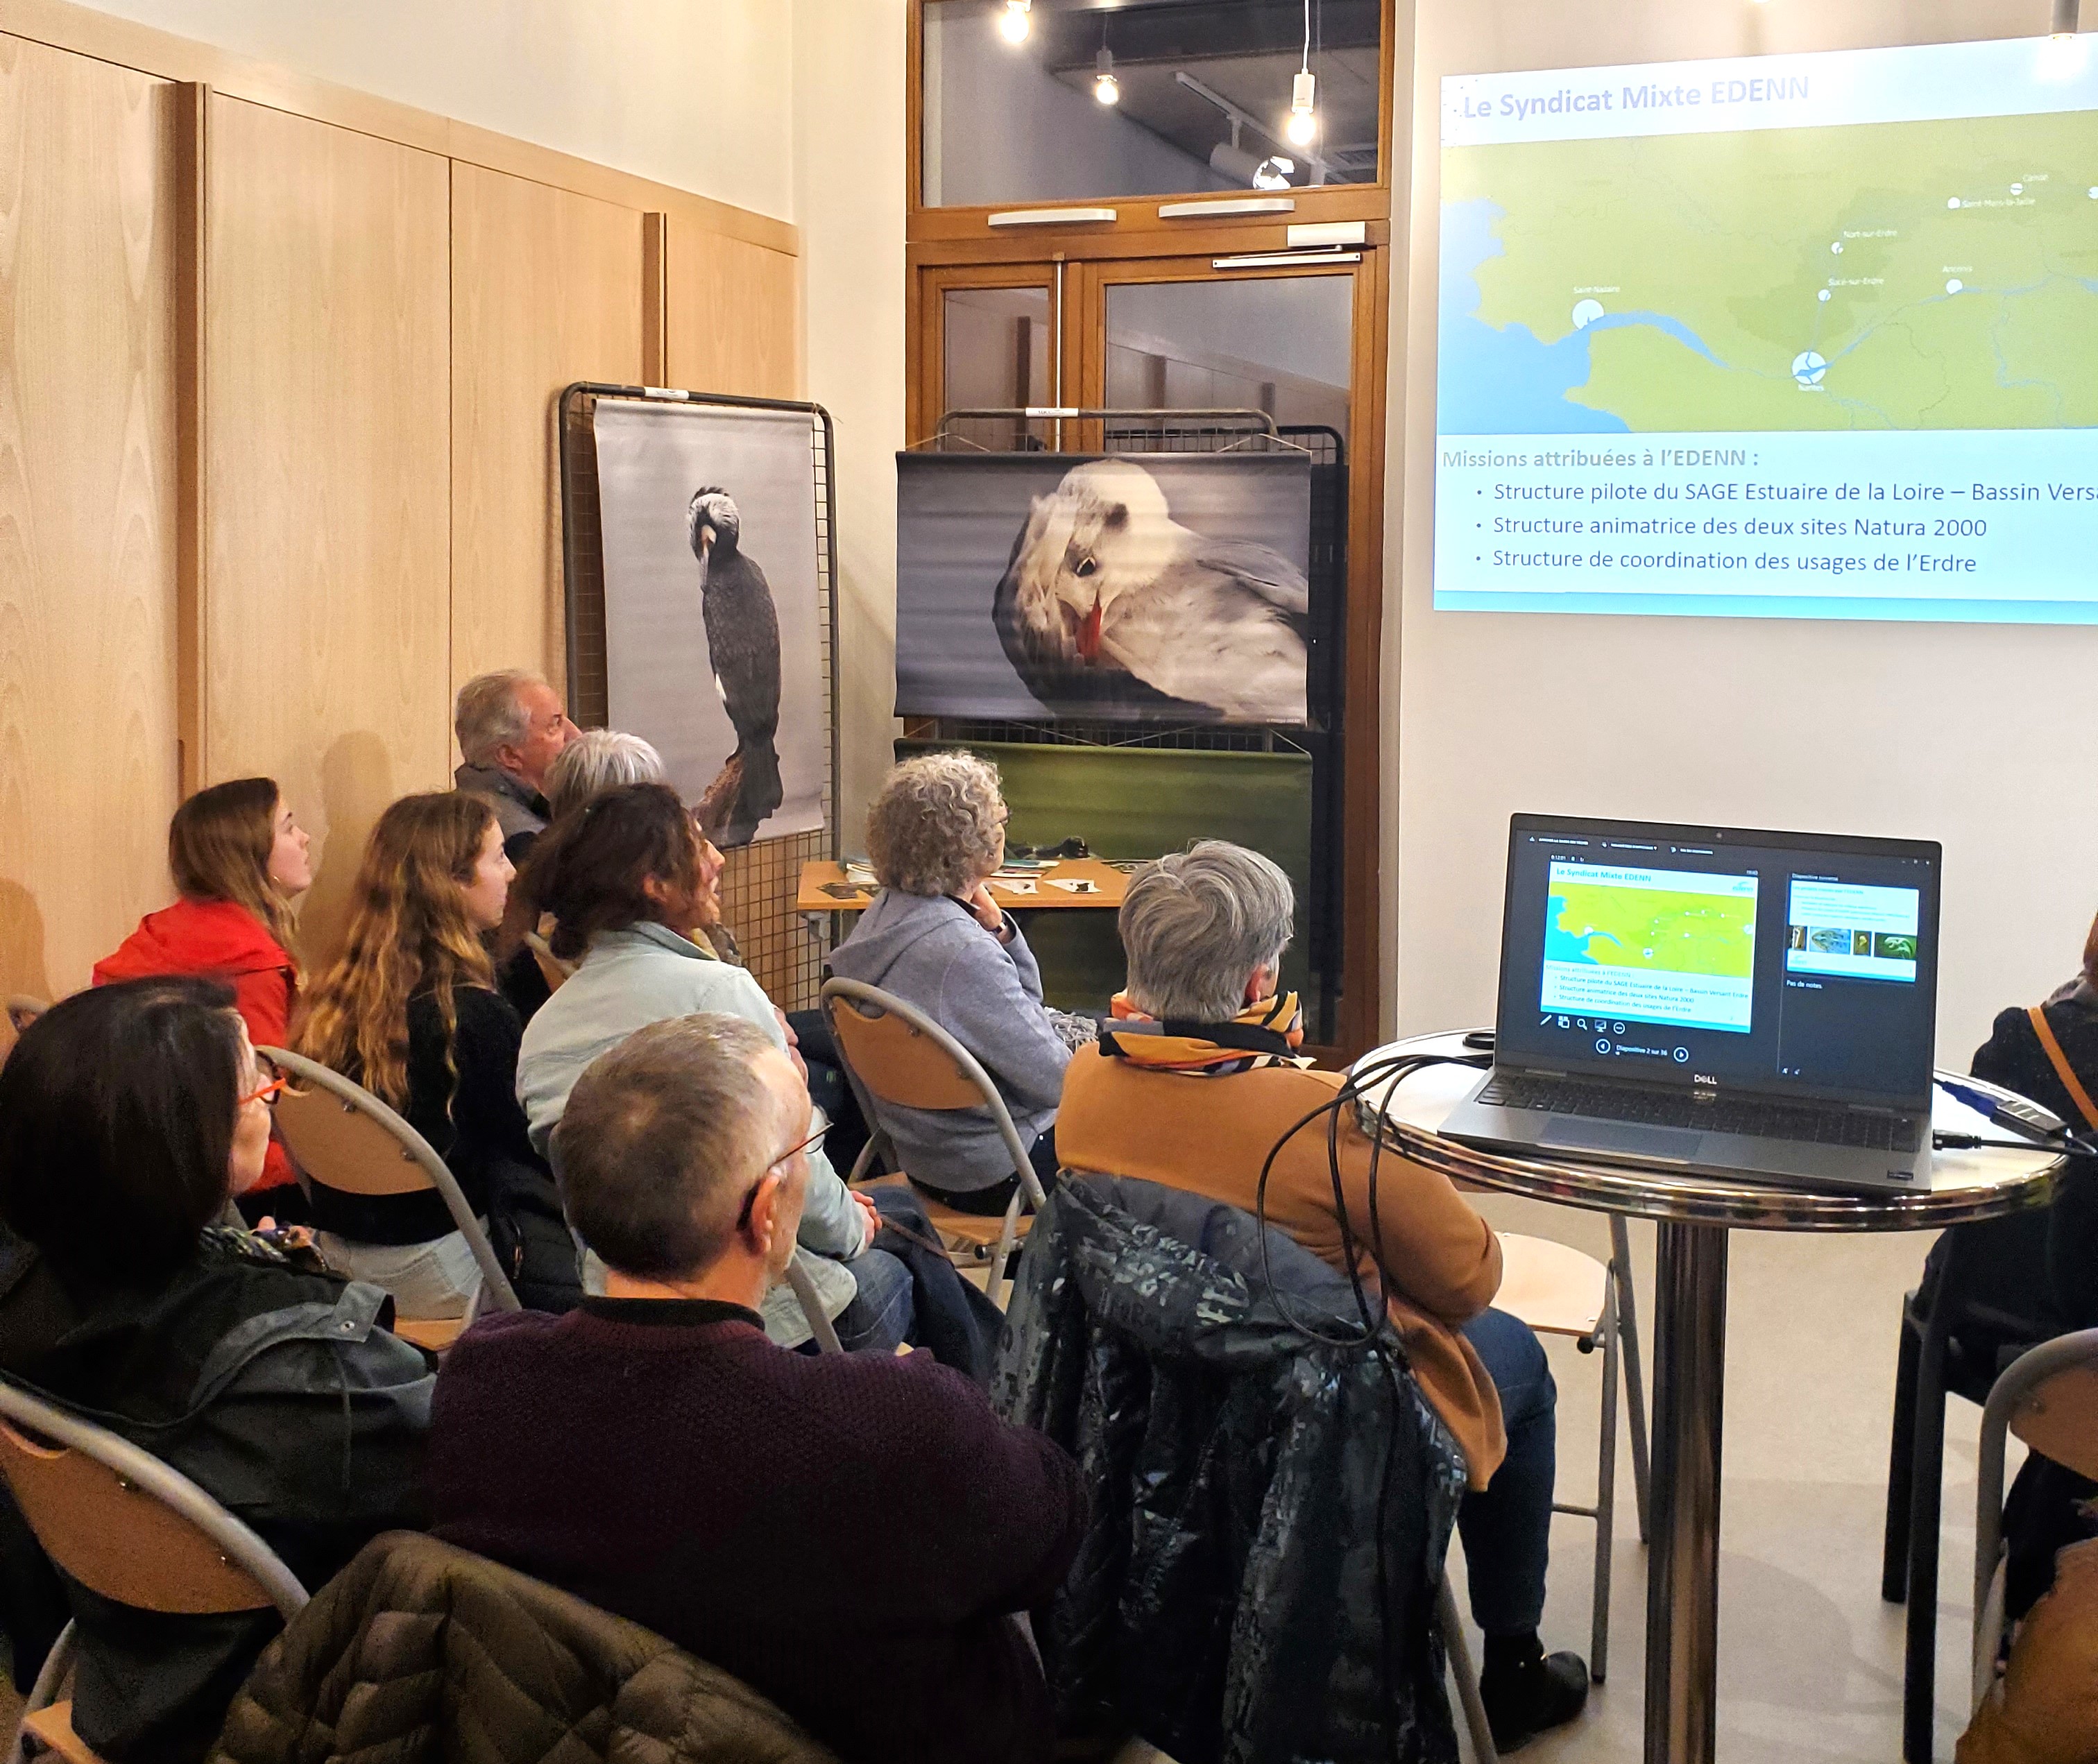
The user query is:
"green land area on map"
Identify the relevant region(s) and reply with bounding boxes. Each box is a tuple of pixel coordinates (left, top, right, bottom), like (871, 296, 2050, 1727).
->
(1551, 884, 1756, 979)
(1446, 110, 2098, 430)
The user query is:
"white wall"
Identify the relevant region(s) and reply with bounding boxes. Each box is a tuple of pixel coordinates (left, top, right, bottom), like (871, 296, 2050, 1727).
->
(1387, 0, 2098, 1065)
(793, 0, 910, 850)
(80, 0, 799, 219)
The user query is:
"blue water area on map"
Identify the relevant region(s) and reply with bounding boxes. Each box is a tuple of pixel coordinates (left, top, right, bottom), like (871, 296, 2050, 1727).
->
(1543, 895, 1622, 965)
(1438, 198, 1728, 435)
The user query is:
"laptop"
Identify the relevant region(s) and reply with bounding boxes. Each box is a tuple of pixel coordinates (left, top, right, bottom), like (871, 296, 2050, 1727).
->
(1436, 814, 1942, 1194)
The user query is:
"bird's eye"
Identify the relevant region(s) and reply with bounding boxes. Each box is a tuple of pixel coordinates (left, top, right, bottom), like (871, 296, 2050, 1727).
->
(1073, 556, 1097, 579)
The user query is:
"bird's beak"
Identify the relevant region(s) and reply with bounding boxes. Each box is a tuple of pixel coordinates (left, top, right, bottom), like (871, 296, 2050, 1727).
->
(697, 527, 714, 554)
(1075, 601, 1104, 662)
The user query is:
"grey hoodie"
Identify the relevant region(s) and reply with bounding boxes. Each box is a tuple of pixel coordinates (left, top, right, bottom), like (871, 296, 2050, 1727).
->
(827, 890, 1071, 1193)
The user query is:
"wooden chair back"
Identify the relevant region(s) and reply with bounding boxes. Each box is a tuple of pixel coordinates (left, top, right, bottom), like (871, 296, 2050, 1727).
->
(273, 1082, 435, 1197)
(0, 1386, 305, 1618)
(822, 991, 983, 1112)
(2009, 1362, 2098, 1482)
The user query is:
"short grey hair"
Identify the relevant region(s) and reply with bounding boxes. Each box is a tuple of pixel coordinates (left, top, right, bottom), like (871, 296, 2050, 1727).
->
(545, 729, 665, 821)
(866, 751, 1005, 898)
(454, 669, 542, 769)
(552, 1014, 780, 1278)
(1120, 841, 1295, 1021)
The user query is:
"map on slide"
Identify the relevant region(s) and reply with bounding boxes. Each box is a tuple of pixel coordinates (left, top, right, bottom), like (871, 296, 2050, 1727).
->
(1440, 111, 2098, 434)
(1545, 884, 1756, 979)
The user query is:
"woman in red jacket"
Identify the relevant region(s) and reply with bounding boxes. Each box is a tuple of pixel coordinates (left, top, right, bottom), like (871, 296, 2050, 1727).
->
(94, 777, 314, 1203)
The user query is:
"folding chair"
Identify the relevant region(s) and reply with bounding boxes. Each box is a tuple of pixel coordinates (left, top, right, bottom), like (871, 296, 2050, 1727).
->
(259, 1047, 521, 1352)
(1970, 1326, 2098, 1709)
(0, 1378, 307, 1764)
(1491, 1228, 1651, 1684)
(819, 978, 1050, 1307)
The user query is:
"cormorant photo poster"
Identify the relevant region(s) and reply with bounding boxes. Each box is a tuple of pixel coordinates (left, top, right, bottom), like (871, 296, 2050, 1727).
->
(593, 402, 826, 846)
(895, 451, 1313, 726)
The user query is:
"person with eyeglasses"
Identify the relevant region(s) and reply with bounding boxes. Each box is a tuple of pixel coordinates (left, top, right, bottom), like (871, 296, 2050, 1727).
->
(428, 1012, 1085, 1764)
(0, 977, 432, 1764)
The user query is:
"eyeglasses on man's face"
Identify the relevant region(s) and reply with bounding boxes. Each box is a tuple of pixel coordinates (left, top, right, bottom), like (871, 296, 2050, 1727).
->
(734, 1111, 829, 1233)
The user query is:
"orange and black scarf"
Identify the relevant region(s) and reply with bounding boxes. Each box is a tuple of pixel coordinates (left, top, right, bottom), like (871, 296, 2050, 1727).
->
(1097, 991, 1311, 1075)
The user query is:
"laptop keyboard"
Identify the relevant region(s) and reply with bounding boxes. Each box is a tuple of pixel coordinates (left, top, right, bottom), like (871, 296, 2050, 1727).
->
(1476, 1074, 1920, 1153)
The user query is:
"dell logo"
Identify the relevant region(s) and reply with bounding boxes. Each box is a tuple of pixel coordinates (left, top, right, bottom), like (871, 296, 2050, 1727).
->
(1694, 1073, 1719, 1086)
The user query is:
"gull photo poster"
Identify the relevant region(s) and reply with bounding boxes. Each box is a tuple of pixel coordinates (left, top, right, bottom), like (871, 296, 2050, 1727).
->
(895, 451, 1313, 725)
(592, 402, 825, 846)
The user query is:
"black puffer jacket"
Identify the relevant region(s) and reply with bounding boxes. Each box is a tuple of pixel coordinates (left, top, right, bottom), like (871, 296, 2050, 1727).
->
(993, 1174, 1467, 1764)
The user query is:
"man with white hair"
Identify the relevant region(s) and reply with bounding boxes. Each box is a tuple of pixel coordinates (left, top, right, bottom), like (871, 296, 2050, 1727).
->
(453, 669, 580, 861)
(1056, 840, 1589, 1752)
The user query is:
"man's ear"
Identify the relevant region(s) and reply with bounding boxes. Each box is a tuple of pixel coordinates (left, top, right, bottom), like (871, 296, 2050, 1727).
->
(744, 1170, 783, 1256)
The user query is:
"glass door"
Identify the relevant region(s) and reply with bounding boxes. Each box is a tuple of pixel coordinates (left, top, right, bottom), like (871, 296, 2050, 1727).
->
(913, 263, 1071, 450)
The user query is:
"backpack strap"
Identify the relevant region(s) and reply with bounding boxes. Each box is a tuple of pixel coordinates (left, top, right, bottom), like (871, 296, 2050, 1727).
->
(2026, 1004, 2098, 1131)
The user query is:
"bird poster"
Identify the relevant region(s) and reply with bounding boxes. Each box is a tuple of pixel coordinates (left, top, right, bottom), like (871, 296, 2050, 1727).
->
(895, 452, 1313, 726)
(592, 402, 826, 846)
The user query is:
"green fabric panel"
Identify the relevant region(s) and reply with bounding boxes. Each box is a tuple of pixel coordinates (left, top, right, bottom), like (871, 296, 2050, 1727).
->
(892, 740, 1316, 1016)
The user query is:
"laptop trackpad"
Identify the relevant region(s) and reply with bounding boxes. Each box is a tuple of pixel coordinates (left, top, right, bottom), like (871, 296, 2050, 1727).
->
(1541, 1119, 1707, 1162)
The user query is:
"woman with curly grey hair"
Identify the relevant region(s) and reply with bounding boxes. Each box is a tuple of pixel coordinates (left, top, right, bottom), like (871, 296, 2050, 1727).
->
(827, 751, 1080, 1214)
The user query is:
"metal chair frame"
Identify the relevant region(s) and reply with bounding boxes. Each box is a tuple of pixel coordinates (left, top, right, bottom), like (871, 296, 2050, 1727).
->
(1970, 1325, 2098, 1710)
(0, 1379, 308, 1764)
(1496, 1224, 1651, 1684)
(258, 1047, 522, 1327)
(818, 978, 1051, 1307)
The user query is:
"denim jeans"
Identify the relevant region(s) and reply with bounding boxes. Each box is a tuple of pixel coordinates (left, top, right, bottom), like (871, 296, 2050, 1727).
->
(1458, 1306, 1560, 1636)
(832, 1244, 914, 1353)
(317, 1228, 484, 1319)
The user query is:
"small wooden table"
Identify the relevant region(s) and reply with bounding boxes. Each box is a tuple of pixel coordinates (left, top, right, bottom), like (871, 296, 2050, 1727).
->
(796, 858, 1131, 916)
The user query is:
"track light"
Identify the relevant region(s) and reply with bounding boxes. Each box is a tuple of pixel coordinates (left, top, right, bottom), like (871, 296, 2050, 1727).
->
(2054, 0, 2079, 36)
(1095, 47, 1120, 105)
(998, 0, 1030, 45)
(1253, 155, 1296, 190)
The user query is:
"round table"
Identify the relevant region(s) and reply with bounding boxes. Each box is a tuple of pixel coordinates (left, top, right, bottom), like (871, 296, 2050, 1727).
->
(1350, 1034, 2065, 1764)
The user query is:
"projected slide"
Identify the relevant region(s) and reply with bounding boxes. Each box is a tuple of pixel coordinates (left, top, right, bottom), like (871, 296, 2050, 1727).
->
(1786, 880, 1921, 982)
(1541, 862, 1758, 1032)
(1435, 37, 2098, 623)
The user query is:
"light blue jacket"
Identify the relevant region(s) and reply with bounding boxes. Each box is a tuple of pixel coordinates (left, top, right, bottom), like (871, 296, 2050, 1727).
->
(826, 889, 1071, 1193)
(515, 922, 862, 1342)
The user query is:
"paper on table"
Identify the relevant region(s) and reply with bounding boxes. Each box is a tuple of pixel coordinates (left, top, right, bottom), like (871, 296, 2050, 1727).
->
(1045, 877, 1100, 894)
(993, 878, 1039, 896)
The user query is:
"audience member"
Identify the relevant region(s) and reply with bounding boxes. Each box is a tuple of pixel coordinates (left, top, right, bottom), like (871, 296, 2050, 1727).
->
(827, 753, 1082, 1215)
(0, 979, 430, 1764)
(1922, 910, 2098, 1625)
(296, 793, 552, 1317)
(1958, 1535, 2098, 1764)
(430, 1013, 1085, 1764)
(495, 729, 670, 1027)
(452, 669, 580, 863)
(513, 783, 909, 1351)
(1054, 841, 1587, 1751)
(93, 777, 312, 1209)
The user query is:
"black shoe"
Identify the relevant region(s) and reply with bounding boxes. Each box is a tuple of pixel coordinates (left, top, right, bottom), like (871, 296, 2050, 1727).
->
(1478, 1647, 1589, 1752)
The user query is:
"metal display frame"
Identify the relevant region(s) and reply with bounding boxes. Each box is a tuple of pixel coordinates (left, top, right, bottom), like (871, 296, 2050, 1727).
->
(558, 382, 843, 1009)
(909, 405, 1347, 1040)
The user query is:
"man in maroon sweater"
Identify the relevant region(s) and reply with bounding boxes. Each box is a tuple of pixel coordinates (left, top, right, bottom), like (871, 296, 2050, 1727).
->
(429, 1013, 1085, 1764)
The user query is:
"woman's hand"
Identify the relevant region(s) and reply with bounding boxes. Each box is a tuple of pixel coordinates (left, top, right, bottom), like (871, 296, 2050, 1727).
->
(964, 880, 1007, 939)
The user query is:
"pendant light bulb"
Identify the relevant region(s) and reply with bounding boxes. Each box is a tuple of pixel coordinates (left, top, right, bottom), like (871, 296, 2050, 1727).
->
(1286, 69, 1317, 146)
(1095, 46, 1120, 105)
(998, 0, 1030, 45)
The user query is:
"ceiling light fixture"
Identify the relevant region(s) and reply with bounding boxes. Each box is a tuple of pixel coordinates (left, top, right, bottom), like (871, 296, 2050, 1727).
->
(2054, 0, 2080, 35)
(1285, 0, 1317, 146)
(1253, 155, 1297, 190)
(998, 0, 1030, 44)
(1095, 46, 1120, 105)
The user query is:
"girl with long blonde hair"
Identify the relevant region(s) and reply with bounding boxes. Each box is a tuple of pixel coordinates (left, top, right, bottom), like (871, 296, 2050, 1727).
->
(298, 792, 542, 1317)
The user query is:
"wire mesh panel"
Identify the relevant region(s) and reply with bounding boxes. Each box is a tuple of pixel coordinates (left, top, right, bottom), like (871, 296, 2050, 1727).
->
(559, 384, 839, 1010)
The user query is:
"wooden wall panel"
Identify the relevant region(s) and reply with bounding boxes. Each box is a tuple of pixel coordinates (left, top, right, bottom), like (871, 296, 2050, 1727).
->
(451, 164, 645, 699)
(665, 220, 801, 398)
(0, 34, 177, 1001)
(205, 95, 450, 964)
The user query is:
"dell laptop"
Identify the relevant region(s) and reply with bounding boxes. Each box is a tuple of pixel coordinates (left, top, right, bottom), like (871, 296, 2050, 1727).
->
(1438, 815, 1943, 1194)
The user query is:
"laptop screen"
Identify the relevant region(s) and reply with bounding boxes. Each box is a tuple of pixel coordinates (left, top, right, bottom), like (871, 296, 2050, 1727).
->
(1492, 816, 1941, 1109)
